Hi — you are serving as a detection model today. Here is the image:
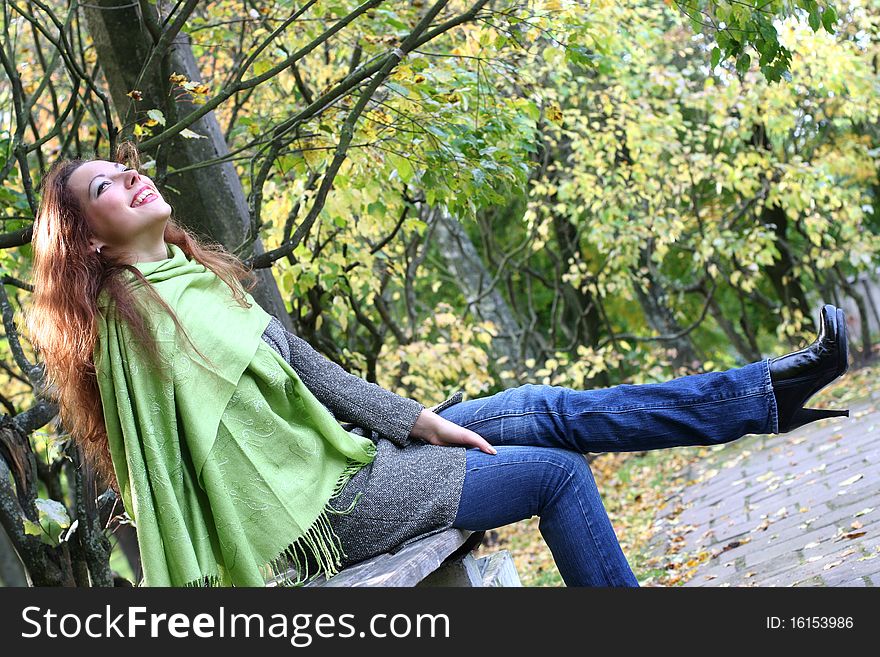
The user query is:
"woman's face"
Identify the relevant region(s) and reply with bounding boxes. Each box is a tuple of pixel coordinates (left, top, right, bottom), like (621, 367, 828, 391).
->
(67, 159, 172, 262)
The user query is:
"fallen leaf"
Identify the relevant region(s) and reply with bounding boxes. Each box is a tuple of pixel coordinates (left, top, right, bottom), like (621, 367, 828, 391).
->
(838, 473, 864, 487)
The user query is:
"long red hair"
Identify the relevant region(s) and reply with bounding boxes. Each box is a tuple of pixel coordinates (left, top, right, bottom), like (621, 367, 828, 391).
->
(25, 141, 261, 496)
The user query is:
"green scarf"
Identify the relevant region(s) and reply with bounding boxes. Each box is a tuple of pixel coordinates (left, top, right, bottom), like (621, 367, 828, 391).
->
(94, 242, 377, 587)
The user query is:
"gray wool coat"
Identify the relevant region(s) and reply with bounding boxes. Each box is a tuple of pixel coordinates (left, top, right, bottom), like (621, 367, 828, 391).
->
(260, 315, 468, 569)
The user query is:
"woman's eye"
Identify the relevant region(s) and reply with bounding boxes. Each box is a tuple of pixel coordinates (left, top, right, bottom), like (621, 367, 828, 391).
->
(97, 168, 133, 196)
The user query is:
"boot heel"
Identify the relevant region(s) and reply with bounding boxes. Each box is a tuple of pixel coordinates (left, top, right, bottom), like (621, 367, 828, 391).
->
(783, 406, 850, 433)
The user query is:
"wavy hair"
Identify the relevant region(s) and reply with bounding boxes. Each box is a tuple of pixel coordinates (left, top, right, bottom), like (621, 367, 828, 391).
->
(24, 140, 260, 496)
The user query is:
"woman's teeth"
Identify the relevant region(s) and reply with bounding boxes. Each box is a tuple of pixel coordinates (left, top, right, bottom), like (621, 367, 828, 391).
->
(132, 190, 156, 207)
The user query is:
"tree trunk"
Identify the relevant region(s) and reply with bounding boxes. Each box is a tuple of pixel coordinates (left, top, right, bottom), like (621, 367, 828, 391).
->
(633, 249, 701, 371)
(0, 525, 27, 586)
(762, 203, 813, 336)
(429, 204, 538, 376)
(705, 291, 762, 362)
(82, 0, 290, 326)
(549, 212, 611, 388)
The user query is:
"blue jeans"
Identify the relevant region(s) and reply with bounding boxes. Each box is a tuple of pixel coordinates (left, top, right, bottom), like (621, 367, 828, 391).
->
(436, 358, 779, 587)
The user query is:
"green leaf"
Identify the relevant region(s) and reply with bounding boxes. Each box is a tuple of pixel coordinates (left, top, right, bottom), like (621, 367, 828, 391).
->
(20, 500, 72, 546)
(383, 81, 410, 98)
(179, 128, 206, 139)
(757, 20, 777, 42)
(522, 100, 541, 121)
(808, 9, 821, 31)
(298, 271, 317, 293)
(391, 154, 413, 183)
(253, 58, 273, 77)
(276, 154, 300, 173)
(710, 46, 721, 68)
(425, 124, 448, 139)
(383, 16, 408, 30)
(22, 517, 43, 537)
(821, 6, 837, 32)
(36, 498, 71, 528)
(759, 40, 778, 66)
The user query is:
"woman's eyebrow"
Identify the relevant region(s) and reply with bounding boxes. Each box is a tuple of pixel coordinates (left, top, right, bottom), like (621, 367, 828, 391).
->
(89, 163, 125, 196)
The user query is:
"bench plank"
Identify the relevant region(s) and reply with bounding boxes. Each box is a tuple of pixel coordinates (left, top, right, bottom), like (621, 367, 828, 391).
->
(265, 528, 475, 587)
(477, 550, 522, 587)
(417, 552, 483, 587)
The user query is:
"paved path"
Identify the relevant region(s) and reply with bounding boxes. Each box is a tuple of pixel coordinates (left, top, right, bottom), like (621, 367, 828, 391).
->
(647, 392, 880, 586)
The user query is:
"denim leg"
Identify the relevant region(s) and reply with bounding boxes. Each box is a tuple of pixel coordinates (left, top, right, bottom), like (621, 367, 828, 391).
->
(452, 445, 640, 587)
(437, 358, 779, 453)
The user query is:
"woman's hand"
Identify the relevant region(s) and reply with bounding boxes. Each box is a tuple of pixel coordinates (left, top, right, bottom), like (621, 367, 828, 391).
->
(409, 408, 497, 454)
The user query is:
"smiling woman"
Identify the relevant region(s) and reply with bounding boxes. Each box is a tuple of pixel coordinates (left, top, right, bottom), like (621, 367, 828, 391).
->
(24, 140, 267, 550)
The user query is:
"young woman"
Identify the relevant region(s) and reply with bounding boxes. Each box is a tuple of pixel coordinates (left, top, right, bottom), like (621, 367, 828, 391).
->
(25, 145, 850, 587)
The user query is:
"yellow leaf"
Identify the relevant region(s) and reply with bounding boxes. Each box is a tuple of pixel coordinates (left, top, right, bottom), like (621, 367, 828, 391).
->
(546, 102, 564, 126)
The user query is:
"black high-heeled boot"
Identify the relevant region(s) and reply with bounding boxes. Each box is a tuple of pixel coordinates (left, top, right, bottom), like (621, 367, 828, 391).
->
(769, 303, 850, 434)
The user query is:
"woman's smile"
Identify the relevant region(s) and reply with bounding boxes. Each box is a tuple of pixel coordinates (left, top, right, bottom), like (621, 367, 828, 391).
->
(131, 188, 159, 207)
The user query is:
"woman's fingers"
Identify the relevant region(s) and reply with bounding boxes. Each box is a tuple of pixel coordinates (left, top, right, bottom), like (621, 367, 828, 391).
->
(464, 428, 497, 455)
(421, 418, 497, 454)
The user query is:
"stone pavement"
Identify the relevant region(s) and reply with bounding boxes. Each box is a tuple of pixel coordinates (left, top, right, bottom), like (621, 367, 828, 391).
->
(647, 392, 880, 586)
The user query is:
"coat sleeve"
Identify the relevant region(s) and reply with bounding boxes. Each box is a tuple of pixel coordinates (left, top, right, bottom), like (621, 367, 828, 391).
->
(261, 315, 425, 448)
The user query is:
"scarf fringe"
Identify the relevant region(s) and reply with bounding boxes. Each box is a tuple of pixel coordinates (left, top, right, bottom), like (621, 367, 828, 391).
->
(178, 455, 369, 588)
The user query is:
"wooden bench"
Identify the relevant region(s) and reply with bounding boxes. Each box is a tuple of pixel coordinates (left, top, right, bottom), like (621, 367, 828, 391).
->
(265, 529, 522, 587)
